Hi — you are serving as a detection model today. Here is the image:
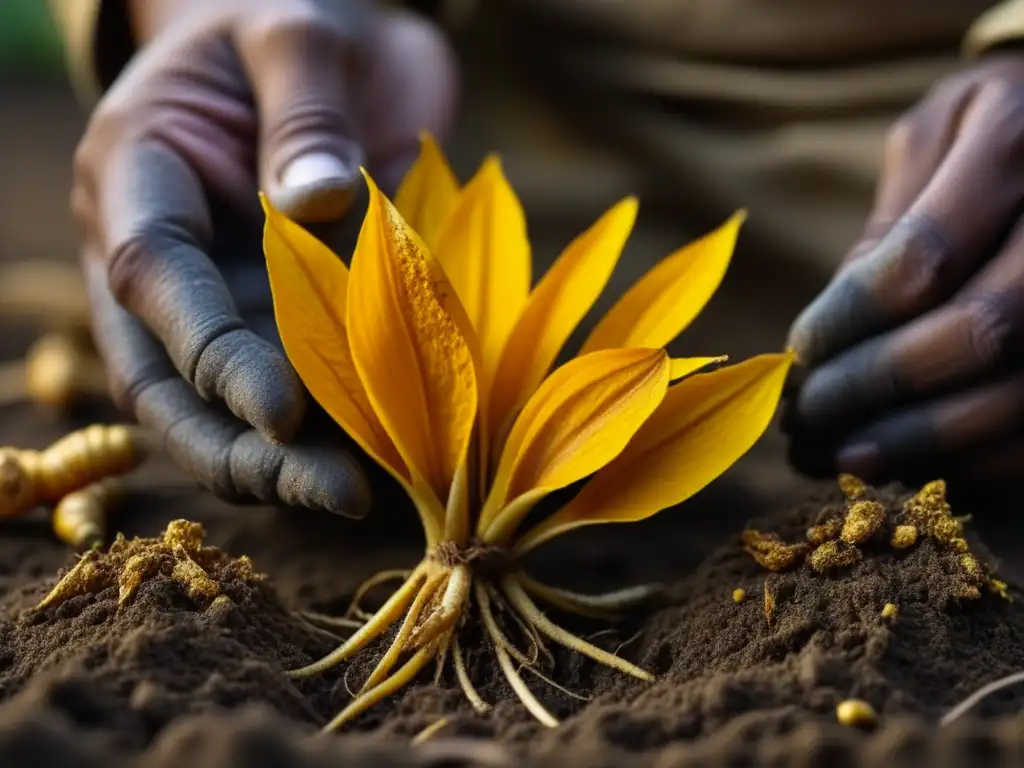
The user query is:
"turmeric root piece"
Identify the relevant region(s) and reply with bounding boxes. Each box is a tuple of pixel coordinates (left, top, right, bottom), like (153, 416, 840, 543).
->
(890, 525, 918, 550)
(0, 424, 145, 518)
(838, 474, 868, 501)
(807, 517, 843, 545)
(52, 478, 122, 549)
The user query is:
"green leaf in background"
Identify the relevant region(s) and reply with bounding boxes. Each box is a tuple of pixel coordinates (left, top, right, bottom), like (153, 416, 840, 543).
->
(0, 0, 64, 77)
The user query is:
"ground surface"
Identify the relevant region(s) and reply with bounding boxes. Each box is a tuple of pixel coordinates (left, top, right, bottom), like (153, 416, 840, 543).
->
(6, 74, 1024, 767)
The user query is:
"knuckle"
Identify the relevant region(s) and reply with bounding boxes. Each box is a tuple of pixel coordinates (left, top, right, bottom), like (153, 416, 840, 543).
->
(883, 115, 924, 164)
(106, 222, 191, 309)
(862, 215, 957, 312)
(244, 4, 352, 56)
(261, 97, 358, 155)
(963, 293, 1015, 371)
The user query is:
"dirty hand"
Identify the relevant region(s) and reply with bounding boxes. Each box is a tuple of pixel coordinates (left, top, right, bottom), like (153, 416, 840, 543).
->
(785, 54, 1024, 486)
(72, 0, 456, 516)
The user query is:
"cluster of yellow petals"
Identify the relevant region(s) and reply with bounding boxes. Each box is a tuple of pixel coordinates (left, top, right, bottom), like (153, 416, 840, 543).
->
(263, 135, 793, 554)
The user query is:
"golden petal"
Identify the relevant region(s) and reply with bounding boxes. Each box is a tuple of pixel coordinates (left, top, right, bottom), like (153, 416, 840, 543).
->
(433, 155, 531, 382)
(261, 194, 406, 480)
(515, 351, 794, 554)
(393, 133, 461, 251)
(582, 211, 746, 353)
(487, 197, 638, 461)
(347, 171, 479, 513)
(480, 348, 670, 544)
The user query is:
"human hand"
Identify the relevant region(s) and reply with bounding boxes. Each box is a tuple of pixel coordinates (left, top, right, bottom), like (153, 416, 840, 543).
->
(784, 53, 1024, 487)
(72, 0, 457, 516)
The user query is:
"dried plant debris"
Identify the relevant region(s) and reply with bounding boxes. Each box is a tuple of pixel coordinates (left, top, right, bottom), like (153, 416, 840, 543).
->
(808, 540, 863, 572)
(740, 530, 809, 571)
(741, 477, 1011, 611)
(35, 519, 264, 611)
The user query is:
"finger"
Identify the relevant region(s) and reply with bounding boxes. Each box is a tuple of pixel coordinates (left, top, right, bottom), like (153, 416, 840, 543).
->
(832, 371, 1024, 483)
(233, 2, 372, 221)
(355, 9, 459, 194)
(839, 79, 976, 270)
(97, 138, 306, 443)
(82, 253, 369, 518)
(793, 217, 1024, 431)
(788, 82, 1024, 367)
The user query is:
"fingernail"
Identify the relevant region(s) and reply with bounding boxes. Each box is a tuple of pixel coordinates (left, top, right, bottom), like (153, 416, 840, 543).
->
(836, 442, 881, 479)
(280, 153, 351, 189)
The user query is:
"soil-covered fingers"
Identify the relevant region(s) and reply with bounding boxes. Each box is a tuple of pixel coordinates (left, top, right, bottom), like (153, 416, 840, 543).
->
(824, 370, 1024, 485)
(91, 138, 307, 443)
(82, 253, 369, 518)
(787, 79, 1024, 369)
(791, 214, 1024, 436)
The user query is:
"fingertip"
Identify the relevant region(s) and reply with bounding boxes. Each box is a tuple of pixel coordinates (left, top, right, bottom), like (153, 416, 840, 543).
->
(270, 154, 362, 223)
(194, 330, 307, 443)
(278, 445, 371, 519)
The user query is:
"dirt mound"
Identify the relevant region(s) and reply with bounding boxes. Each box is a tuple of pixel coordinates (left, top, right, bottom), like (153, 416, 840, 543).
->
(0, 481, 1023, 767)
(0, 521, 343, 752)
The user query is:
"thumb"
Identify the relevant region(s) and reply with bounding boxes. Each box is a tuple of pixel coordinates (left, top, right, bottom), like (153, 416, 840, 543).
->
(234, 3, 373, 222)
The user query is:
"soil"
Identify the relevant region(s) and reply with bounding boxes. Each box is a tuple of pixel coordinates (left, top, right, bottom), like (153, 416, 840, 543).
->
(2, 416, 1024, 768)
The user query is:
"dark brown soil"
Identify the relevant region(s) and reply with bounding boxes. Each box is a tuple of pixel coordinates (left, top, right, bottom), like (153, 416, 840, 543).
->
(3, 446, 1024, 768)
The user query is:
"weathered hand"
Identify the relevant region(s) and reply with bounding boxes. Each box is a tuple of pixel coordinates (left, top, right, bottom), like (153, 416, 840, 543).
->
(72, 0, 457, 515)
(785, 54, 1024, 486)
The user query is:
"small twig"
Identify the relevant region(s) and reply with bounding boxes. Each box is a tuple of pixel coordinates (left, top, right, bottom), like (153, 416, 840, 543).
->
(940, 671, 1024, 726)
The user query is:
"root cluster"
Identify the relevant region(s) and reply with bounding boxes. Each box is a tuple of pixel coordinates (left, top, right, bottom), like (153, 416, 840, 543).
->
(291, 547, 660, 731)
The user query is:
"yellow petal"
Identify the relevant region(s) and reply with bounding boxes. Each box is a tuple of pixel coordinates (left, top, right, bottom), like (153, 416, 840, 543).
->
(581, 211, 746, 354)
(670, 356, 727, 381)
(347, 171, 479, 510)
(261, 194, 406, 480)
(434, 155, 531, 380)
(393, 133, 461, 251)
(487, 197, 638, 460)
(480, 348, 670, 544)
(515, 351, 794, 555)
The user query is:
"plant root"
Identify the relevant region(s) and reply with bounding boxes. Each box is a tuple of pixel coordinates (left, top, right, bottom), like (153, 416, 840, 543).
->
(345, 568, 414, 619)
(453, 632, 490, 714)
(288, 567, 427, 678)
(517, 573, 666, 619)
(502, 575, 654, 682)
(940, 670, 1024, 726)
(299, 553, 655, 732)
